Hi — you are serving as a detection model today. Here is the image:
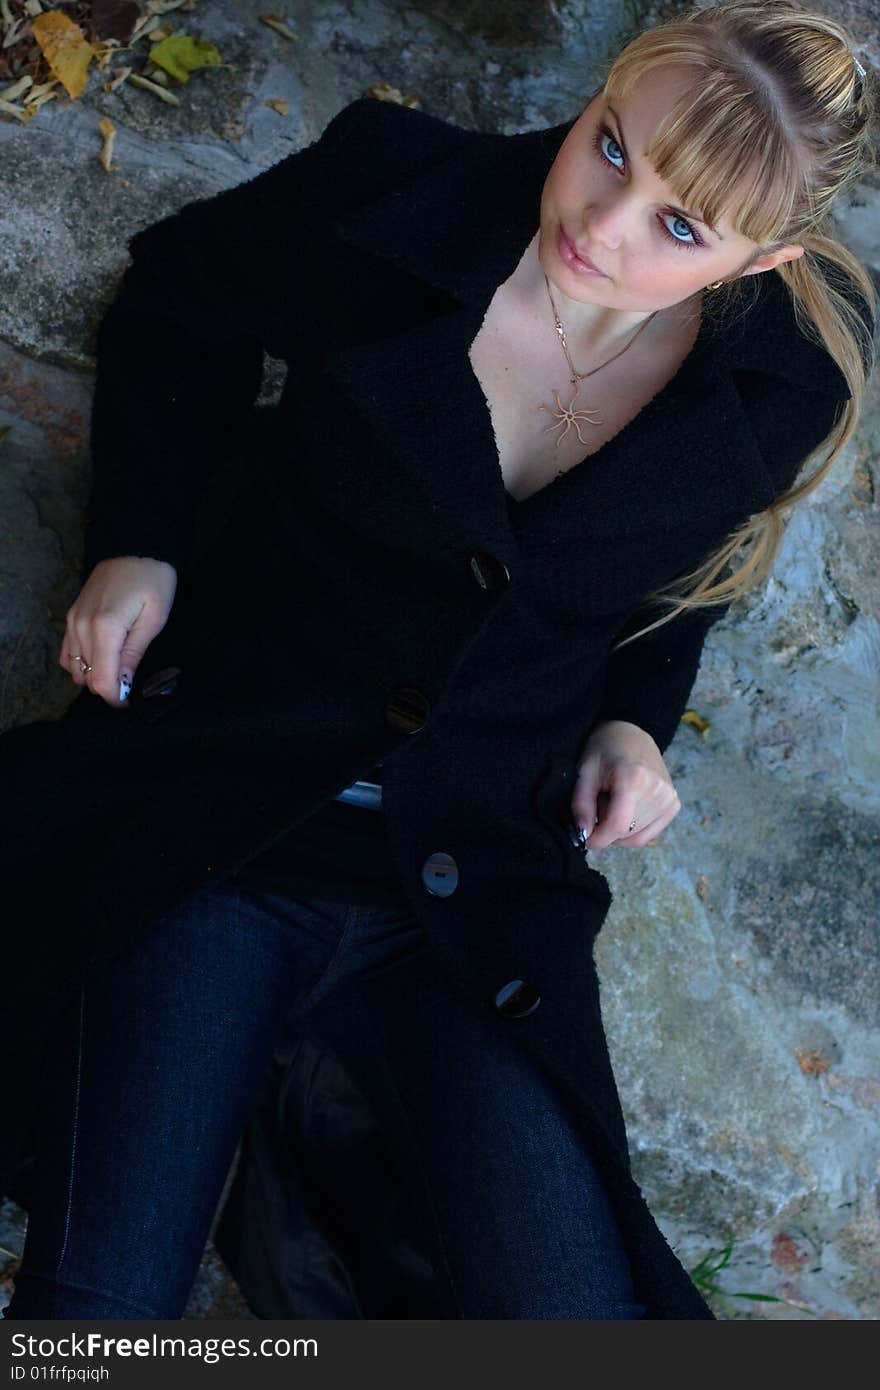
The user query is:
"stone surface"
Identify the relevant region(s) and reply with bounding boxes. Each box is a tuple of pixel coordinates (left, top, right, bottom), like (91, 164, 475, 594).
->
(595, 387, 880, 1319)
(0, 342, 93, 731)
(1, 0, 877, 1322)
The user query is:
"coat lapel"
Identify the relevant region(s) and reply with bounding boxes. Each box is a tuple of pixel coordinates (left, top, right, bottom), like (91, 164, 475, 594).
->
(325, 109, 851, 584)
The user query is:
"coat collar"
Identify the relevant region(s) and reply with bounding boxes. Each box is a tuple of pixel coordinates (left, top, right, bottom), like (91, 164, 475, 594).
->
(325, 112, 849, 577)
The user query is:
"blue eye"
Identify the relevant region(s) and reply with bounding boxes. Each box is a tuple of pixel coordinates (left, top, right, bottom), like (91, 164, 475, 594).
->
(591, 125, 705, 252)
(597, 128, 625, 170)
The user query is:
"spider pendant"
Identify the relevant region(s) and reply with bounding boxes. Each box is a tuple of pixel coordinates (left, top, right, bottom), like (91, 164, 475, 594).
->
(538, 382, 604, 446)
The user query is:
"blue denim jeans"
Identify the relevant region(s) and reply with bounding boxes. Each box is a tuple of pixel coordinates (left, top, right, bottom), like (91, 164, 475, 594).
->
(5, 875, 645, 1320)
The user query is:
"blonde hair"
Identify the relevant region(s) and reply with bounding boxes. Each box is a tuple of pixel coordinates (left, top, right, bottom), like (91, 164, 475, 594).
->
(600, 0, 876, 653)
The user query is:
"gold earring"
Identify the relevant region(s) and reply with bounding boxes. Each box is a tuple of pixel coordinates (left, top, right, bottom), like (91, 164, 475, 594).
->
(706, 279, 725, 289)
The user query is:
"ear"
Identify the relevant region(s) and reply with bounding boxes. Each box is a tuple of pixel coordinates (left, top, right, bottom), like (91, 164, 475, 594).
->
(738, 243, 805, 277)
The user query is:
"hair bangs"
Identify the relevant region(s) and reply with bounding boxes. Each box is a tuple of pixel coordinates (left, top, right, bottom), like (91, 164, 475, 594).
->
(603, 55, 800, 247)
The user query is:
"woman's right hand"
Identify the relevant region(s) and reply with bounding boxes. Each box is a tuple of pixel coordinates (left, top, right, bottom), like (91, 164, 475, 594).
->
(60, 557, 178, 708)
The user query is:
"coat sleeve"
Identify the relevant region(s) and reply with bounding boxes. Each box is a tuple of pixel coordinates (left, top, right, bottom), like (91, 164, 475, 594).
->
(81, 99, 367, 581)
(593, 382, 854, 757)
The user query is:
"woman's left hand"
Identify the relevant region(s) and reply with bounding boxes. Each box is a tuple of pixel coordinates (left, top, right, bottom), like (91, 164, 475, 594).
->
(570, 719, 682, 851)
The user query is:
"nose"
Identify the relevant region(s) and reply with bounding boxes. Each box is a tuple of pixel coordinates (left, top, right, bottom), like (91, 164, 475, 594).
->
(581, 192, 634, 251)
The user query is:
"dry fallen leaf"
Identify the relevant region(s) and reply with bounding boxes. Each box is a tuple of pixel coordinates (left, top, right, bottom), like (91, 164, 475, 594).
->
(128, 70, 180, 105)
(0, 98, 26, 122)
(770, 1231, 809, 1273)
(794, 1045, 830, 1077)
(681, 709, 711, 736)
(98, 114, 116, 171)
(26, 79, 58, 100)
(0, 74, 32, 102)
(131, 13, 165, 45)
(2, 17, 27, 51)
(695, 874, 710, 900)
(147, 0, 196, 13)
(364, 81, 421, 107)
(92, 41, 121, 72)
(24, 80, 59, 112)
(259, 14, 299, 43)
(104, 65, 132, 93)
(264, 97, 288, 116)
(32, 10, 96, 100)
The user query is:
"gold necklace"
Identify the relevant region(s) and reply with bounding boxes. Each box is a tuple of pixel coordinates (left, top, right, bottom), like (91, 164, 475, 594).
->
(538, 272, 660, 452)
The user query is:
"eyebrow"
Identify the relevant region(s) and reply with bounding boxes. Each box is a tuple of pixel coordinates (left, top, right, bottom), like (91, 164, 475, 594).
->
(606, 104, 723, 238)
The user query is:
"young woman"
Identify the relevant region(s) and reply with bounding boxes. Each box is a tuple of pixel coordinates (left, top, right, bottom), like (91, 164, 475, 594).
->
(2, 1, 874, 1320)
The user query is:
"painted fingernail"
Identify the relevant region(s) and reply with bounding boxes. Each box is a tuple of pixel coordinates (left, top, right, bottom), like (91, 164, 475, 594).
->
(568, 822, 589, 851)
(119, 673, 132, 702)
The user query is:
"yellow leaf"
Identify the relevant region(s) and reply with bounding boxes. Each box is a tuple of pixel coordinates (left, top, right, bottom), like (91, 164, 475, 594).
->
(264, 98, 288, 116)
(363, 81, 421, 108)
(148, 33, 222, 85)
(32, 11, 96, 101)
(681, 709, 711, 736)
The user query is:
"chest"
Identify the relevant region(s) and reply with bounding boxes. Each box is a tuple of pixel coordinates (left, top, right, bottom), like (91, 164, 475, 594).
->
(466, 287, 702, 503)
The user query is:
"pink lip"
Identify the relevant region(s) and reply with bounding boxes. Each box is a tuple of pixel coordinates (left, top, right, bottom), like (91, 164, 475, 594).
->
(557, 226, 607, 277)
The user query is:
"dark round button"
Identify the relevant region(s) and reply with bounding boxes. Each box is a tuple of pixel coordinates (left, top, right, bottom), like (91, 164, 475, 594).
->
(493, 979, 541, 1019)
(385, 686, 431, 735)
(468, 551, 510, 593)
(421, 852, 458, 897)
(140, 666, 183, 698)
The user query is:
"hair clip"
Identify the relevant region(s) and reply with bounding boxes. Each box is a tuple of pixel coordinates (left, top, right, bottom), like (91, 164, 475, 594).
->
(854, 55, 866, 80)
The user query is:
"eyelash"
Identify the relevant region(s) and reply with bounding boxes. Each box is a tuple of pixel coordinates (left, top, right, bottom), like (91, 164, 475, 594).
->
(591, 125, 706, 251)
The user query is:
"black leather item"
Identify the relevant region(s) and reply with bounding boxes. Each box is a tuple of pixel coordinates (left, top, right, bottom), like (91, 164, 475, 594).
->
(212, 1027, 451, 1318)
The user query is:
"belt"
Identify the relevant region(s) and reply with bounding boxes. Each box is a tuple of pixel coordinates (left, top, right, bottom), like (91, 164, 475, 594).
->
(333, 779, 383, 812)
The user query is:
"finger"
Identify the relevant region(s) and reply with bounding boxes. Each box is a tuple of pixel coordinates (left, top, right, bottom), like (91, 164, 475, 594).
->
(86, 613, 133, 706)
(584, 784, 642, 851)
(62, 618, 91, 687)
(115, 608, 164, 705)
(569, 762, 602, 843)
(606, 788, 681, 849)
(615, 803, 679, 848)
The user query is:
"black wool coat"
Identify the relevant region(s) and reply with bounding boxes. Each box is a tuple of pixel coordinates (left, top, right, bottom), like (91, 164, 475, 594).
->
(1, 96, 866, 1320)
